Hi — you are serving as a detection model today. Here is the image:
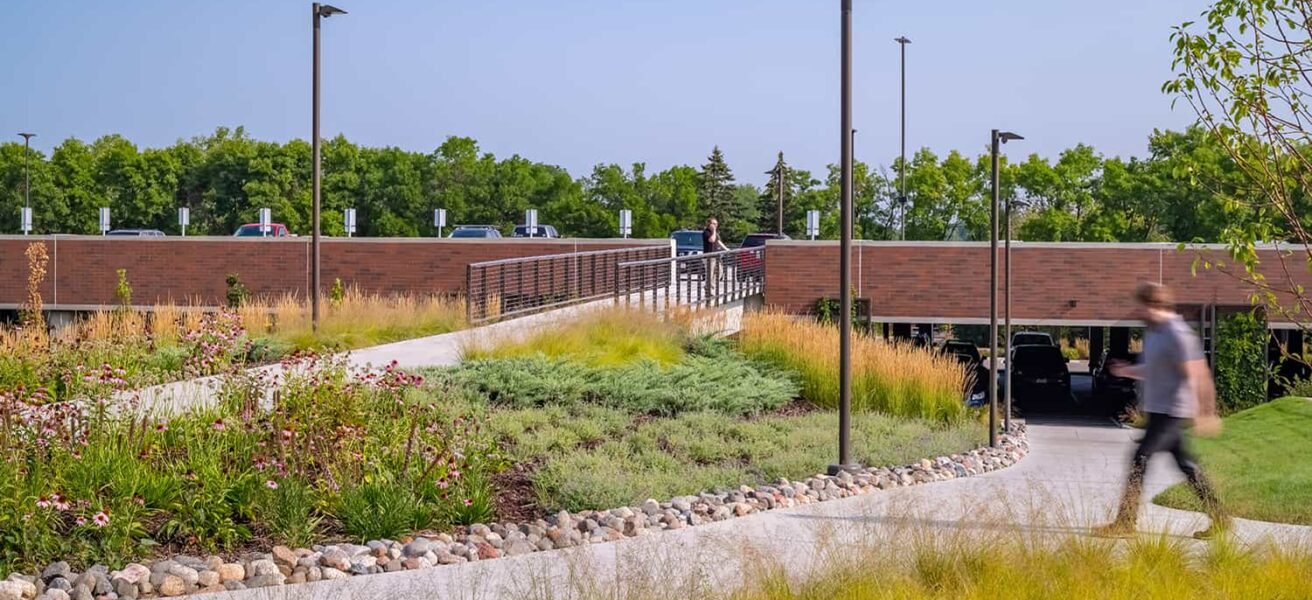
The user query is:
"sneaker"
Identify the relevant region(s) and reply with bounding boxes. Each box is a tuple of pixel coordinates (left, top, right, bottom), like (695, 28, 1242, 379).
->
(1092, 520, 1137, 538)
(1193, 517, 1232, 540)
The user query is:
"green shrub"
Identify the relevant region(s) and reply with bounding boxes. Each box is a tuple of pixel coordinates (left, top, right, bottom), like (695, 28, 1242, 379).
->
(1290, 377, 1312, 398)
(440, 354, 796, 417)
(256, 479, 322, 548)
(1214, 310, 1270, 414)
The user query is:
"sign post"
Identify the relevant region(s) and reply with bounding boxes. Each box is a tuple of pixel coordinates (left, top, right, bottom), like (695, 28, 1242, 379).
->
(344, 208, 357, 238)
(178, 207, 190, 236)
(806, 209, 820, 240)
(434, 209, 447, 237)
(525, 209, 539, 237)
(619, 209, 632, 239)
(259, 208, 272, 237)
(99, 207, 111, 235)
(20, 207, 32, 235)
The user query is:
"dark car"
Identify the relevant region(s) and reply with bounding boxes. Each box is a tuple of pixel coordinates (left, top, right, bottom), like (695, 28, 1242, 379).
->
(1011, 331, 1055, 347)
(1008, 344, 1074, 411)
(449, 225, 502, 239)
(671, 230, 704, 257)
(1092, 349, 1139, 415)
(511, 224, 559, 238)
(107, 229, 165, 237)
(736, 233, 789, 280)
(940, 340, 988, 406)
(234, 223, 289, 237)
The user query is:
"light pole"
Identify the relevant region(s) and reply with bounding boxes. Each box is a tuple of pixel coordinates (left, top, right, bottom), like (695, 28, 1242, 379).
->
(894, 36, 910, 241)
(998, 131, 1023, 434)
(829, 0, 856, 476)
(18, 133, 35, 235)
(989, 129, 1023, 447)
(312, 2, 346, 332)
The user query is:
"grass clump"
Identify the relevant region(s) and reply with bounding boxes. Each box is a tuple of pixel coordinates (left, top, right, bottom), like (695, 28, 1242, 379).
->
(738, 312, 971, 423)
(462, 308, 686, 367)
(728, 533, 1312, 600)
(485, 407, 984, 512)
(1153, 396, 1312, 525)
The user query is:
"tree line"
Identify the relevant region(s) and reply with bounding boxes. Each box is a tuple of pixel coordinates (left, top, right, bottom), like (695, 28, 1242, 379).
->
(0, 125, 1292, 243)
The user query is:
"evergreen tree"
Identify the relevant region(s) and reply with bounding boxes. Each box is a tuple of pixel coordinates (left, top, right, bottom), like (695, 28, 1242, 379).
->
(698, 146, 736, 222)
(758, 151, 795, 235)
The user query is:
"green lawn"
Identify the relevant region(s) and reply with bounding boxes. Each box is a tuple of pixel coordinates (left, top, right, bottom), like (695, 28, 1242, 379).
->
(1153, 397, 1312, 525)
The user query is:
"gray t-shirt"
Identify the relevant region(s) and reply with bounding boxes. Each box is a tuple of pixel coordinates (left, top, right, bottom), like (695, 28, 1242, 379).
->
(1138, 314, 1205, 418)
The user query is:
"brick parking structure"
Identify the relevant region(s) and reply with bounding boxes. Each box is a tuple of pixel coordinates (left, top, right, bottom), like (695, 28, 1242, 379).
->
(763, 240, 1312, 326)
(0, 236, 670, 309)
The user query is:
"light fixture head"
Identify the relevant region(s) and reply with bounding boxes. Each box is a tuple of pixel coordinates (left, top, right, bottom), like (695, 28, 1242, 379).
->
(894, 36, 912, 45)
(998, 131, 1024, 143)
(318, 4, 347, 17)
(18, 132, 36, 140)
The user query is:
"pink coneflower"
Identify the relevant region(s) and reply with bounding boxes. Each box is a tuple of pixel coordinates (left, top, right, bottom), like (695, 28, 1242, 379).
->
(265, 480, 279, 490)
(36, 497, 50, 509)
(449, 470, 461, 480)
(155, 422, 168, 432)
(212, 419, 226, 431)
(463, 498, 473, 507)
(92, 511, 110, 527)
(436, 479, 449, 490)
(75, 516, 87, 526)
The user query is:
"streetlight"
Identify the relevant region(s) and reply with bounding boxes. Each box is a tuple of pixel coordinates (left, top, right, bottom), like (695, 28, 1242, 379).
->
(894, 36, 910, 241)
(989, 129, 1023, 448)
(829, 0, 857, 476)
(312, 2, 346, 332)
(999, 131, 1023, 436)
(18, 133, 35, 235)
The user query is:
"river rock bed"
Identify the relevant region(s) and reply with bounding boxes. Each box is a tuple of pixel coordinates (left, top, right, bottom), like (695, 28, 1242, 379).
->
(1, 426, 1028, 600)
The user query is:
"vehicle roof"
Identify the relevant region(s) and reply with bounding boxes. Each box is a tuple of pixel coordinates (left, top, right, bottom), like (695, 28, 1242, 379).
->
(1012, 344, 1062, 353)
(743, 233, 790, 239)
(454, 224, 497, 228)
(238, 223, 285, 227)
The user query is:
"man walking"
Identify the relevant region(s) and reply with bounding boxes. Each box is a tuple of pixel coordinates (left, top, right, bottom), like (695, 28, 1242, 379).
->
(702, 217, 728, 297)
(1094, 282, 1229, 539)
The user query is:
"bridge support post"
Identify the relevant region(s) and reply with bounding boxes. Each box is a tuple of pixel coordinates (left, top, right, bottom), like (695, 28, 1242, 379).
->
(1089, 326, 1105, 370)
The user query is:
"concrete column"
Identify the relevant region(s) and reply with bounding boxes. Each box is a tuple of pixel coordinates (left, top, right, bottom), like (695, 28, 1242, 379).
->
(1089, 326, 1105, 369)
(882, 322, 891, 341)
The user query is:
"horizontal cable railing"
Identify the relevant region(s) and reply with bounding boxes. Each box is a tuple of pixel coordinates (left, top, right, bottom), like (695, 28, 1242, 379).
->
(466, 246, 672, 324)
(617, 246, 765, 311)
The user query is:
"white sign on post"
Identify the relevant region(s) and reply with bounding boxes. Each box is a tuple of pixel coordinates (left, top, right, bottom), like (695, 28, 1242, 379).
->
(259, 208, 272, 236)
(178, 207, 190, 236)
(434, 209, 447, 237)
(619, 209, 632, 238)
(345, 208, 357, 237)
(525, 209, 539, 237)
(20, 207, 32, 235)
(806, 210, 820, 240)
(99, 207, 111, 235)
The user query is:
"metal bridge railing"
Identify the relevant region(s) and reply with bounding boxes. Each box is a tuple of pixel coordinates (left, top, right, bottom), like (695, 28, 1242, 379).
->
(466, 246, 672, 324)
(616, 246, 765, 311)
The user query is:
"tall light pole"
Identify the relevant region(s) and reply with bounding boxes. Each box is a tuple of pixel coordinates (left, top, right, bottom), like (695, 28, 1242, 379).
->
(829, 0, 856, 476)
(18, 133, 35, 235)
(312, 3, 346, 332)
(989, 129, 1023, 447)
(894, 36, 910, 241)
(998, 131, 1023, 434)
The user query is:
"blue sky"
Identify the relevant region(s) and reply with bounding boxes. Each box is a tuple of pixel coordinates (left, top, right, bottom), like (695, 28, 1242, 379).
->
(1, 0, 1206, 182)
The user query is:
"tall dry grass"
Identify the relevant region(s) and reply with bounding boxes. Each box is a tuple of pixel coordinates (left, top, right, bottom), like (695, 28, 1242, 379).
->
(739, 312, 970, 423)
(260, 287, 465, 350)
(462, 307, 686, 367)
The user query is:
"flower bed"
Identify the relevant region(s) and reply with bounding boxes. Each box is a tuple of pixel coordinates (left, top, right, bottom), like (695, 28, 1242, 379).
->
(0, 427, 1027, 599)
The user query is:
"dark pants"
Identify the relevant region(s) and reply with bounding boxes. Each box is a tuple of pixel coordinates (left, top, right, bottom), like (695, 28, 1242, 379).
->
(1115, 413, 1224, 522)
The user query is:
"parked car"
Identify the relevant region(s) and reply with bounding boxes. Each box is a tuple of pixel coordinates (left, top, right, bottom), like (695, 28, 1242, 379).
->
(1007, 344, 1074, 411)
(107, 229, 165, 237)
(1092, 349, 1139, 415)
(671, 230, 704, 257)
(449, 225, 502, 239)
(735, 233, 789, 280)
(233, 223, 290, 237)
(940, 340, 988, 407)
(1011, 331, 1055, 347)
(511, 224, 559, 238)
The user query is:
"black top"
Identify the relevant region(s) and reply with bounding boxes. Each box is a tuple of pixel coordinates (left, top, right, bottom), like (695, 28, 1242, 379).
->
(702, 228, 719, 253)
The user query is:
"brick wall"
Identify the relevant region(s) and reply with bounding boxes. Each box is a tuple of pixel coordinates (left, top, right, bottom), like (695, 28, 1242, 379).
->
(0, 236, 669, 308)
(764, 241, 1312, 324)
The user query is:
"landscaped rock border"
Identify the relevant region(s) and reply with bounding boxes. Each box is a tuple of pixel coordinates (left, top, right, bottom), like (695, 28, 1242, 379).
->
(2, 426, 1028, 600)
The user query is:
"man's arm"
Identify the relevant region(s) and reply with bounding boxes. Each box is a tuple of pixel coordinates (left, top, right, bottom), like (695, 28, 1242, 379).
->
(1109, 360, 1144, 380)
(1186, 358, 1222, 436)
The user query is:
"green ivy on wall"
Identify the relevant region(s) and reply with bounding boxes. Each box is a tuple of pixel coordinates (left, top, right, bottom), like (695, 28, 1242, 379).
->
(1214, 309, 1270, 414)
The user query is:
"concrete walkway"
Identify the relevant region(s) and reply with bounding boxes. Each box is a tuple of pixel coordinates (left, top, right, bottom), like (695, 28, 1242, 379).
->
(194, 417, 1312, 600)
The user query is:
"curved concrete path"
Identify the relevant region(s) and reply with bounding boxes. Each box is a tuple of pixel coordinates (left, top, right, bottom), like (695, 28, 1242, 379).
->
(192, 417, 1311, 600)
